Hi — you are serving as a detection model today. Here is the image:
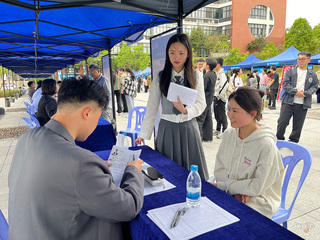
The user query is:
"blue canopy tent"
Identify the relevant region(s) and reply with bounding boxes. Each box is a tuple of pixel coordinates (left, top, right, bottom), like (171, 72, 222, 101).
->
(0, 0, 217, 78)
(0, 0, 177, 78)
(224, 54, 261, 70)
(136, 67, 151, 76)
(252, 46, 300, 67)
(310, 53, 320, 65)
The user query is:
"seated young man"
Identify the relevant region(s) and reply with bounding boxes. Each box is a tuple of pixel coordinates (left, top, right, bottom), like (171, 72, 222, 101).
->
(9, 78, 144, 240)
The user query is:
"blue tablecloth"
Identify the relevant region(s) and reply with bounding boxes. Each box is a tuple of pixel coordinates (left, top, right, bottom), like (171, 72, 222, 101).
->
(94, 146, 302, 240)
(75, 117, 116, 152)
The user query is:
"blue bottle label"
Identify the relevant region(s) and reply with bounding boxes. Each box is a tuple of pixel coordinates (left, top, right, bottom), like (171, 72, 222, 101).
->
(187, 191, 200, 200)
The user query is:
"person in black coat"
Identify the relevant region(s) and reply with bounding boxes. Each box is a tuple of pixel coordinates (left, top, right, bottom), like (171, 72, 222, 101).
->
(37, 79, 58, 126)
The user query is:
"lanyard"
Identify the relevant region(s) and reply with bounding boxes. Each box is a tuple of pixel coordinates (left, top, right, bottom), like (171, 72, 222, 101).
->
(97, 75, 103, 84)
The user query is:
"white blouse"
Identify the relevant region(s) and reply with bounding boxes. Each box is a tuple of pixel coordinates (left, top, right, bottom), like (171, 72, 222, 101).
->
(139, 69, 206, 140)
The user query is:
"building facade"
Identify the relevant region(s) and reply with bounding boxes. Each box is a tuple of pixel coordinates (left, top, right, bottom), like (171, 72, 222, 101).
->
(111, 0, 286, 55)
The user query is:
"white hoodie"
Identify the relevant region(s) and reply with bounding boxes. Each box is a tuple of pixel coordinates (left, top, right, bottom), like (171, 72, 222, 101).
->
(214, 125, 284, 218)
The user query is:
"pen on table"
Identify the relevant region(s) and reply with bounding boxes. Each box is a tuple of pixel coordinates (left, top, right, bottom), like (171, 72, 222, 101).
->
(174, 208, 186, 228)
(170, 208, 180, 228)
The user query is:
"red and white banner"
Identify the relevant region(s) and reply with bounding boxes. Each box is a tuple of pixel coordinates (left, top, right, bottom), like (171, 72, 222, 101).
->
(277, 66, 295, 100)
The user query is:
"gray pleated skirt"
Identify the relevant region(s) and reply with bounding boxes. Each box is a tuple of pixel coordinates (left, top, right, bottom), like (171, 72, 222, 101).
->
(155, 118, 209, 180)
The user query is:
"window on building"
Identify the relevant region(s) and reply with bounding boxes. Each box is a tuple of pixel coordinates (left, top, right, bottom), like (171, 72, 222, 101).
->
(269, 11, 273, 20)
(222, 5, 232, 19)
(249, 23, 267, 38)
(249, 5, 267, 20)
(269, 25, 274, 34)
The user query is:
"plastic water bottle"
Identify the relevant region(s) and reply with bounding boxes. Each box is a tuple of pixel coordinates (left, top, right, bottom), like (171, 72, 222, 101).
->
(186, 165, 201, 208)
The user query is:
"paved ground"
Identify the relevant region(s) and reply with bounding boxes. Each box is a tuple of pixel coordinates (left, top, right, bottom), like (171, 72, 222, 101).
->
(1, 91, 320, 239)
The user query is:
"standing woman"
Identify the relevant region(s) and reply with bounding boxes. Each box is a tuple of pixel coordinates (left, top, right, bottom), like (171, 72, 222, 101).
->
(233, 68, 243, 90)
(248, 72, 258, 88)
(122, 68, 136, 112)
(36, 79, 58, 126)
(259, 69, 268, 102)
(135, 33, 208, 180)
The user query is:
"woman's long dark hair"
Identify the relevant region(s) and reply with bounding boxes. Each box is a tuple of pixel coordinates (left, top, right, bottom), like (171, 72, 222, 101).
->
(160, 33, 195, 96)
(125, 68, 135, 81)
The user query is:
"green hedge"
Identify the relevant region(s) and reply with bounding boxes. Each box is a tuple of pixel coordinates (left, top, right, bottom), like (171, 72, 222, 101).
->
(0, 89, 23, 98)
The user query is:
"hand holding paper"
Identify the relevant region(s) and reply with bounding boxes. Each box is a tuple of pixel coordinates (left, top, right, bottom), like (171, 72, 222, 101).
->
(172, 96, 187, 114)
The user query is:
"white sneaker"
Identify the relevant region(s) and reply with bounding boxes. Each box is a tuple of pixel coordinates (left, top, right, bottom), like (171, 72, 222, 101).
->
(216, 133, 223, 139)
(213, 130, 220, 136)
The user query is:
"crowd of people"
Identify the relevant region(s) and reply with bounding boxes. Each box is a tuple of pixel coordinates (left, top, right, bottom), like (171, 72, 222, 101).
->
(11, 33, 318, 238)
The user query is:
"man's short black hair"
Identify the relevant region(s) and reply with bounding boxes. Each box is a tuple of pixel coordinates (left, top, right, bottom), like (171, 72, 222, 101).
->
(42, 79, 57, 96)
(298, 51, 311, 58)
(89, 64, 100, 70)
(118, 67, 124, 72)
(58, 77, 109, 109)
(197, 58, 205, 63)
(216, 57, 224, 67)
(205, 57, 217, 71)
(27, 81, 34, 87)
(270, 65, 277, 71)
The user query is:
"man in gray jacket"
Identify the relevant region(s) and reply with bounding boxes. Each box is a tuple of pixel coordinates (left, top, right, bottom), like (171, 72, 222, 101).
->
(276, 51, 318, 143)
(9, 78, 144, 240)
(89, 64, 113, 123)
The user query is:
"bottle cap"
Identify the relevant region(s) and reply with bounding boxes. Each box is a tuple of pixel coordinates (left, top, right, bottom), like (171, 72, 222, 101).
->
(191, 165, 198, 171)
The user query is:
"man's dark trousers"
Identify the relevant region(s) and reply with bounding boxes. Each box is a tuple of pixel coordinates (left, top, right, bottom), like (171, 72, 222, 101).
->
(276, 102, 307, 143)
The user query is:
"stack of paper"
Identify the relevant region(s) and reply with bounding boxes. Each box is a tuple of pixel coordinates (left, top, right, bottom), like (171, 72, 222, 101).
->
(147, 197, 239, 240)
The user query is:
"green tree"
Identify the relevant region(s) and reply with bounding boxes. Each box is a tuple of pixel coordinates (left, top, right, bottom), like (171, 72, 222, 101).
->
(189, 26, 207, 56)
(259, 42, 278, 60)
(276, 44, 287, 54)
(112, 43, 150, 71)
(285, 18, 315, 53)
(206, 33, 230, 54)
(224, 48, 249, 65)
(313, 24, 320, 54)
(247, 37, 266, 52)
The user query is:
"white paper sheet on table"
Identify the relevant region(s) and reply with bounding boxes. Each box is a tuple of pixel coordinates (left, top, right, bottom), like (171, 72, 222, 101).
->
(147, 196, 239, 240)
(107, 146, 142, 186)
(167, 82, 198, 105)
(144, 178, 176, 196)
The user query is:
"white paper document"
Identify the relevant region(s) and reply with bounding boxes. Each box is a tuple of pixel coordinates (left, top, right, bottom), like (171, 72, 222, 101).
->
(167, 82, 198, 105)
(147, 197, 239, 240)
(107, 146, 142, 186)
(144, 178, 176, 196)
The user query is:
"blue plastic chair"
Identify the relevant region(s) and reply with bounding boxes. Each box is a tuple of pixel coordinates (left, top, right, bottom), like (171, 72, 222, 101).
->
(28, 95, 33, 104)
(119, 106, 146, 147)
(23, 117, 37, 129)
(0, 209, 9, 240)
(272, 140, 312, 228)
(26, 111, 40, 127)
(24, 101, 36, 115)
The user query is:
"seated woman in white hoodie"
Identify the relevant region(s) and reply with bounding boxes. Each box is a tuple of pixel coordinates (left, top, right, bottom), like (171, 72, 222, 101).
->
(211, 86, 284, 218)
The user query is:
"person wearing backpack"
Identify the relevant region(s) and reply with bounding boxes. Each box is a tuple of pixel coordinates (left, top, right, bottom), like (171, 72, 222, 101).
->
(213, 57, 228, 139)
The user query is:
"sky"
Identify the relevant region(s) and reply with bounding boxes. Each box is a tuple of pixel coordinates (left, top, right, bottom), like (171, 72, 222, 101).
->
(286, 0, 320, 28)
